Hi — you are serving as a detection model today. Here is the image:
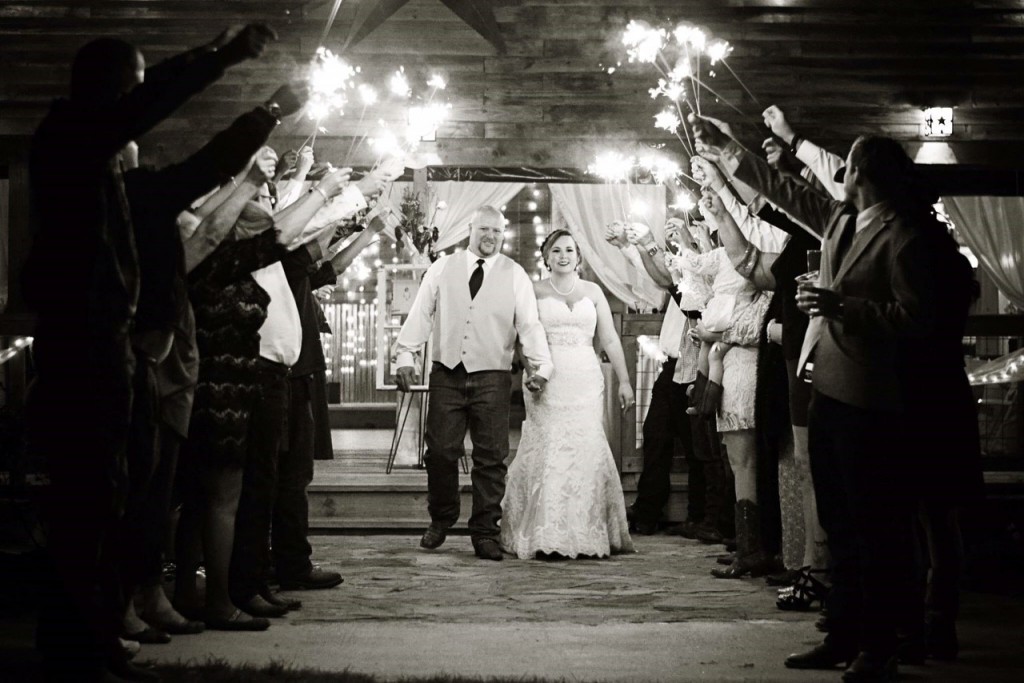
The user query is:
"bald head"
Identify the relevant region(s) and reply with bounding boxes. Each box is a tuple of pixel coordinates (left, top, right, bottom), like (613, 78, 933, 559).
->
(468, 205, 506, 258)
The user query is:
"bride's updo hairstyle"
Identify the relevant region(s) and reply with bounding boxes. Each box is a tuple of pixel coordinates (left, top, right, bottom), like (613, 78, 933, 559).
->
(540, 229, 582, 271)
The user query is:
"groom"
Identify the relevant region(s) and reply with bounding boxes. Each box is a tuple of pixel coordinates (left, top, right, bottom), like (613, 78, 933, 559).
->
(395, 205, 553, 560)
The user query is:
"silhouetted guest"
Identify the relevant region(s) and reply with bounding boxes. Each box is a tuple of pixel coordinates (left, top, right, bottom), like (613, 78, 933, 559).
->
(118, 83, 301, 643)
(23, 25, 276, 680)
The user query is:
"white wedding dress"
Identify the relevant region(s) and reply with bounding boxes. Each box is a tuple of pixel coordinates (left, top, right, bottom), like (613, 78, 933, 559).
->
(500, 296, 634, 559)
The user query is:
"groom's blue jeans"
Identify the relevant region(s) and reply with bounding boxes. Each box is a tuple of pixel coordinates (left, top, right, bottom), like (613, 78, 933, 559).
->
(424, 362, 511, 540)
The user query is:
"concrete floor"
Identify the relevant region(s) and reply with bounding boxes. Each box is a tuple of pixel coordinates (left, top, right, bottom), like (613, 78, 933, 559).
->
(129, 534, 1024, 682)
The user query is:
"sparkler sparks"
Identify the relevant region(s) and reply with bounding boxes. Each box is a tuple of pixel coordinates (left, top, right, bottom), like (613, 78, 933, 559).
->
(588, 151, 635, 183)
(706, 40, 733, 65)
(674, 25, 707, 51)
(407, 102, 452, 142)
(358, 84, 378, 105)
(649, 78, 686, 102)
(427, 74, 447, 90)
(622, 20, 667, 64)
(638, 152, 682, 185)
(309, 47, 356, 98)
(654, 110, 682, 134)
(670, 192, 697, 212)
(389, 68, 411, 98)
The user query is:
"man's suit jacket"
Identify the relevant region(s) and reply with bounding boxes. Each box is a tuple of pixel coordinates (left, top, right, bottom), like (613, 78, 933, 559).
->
(734, 152, 937, 412)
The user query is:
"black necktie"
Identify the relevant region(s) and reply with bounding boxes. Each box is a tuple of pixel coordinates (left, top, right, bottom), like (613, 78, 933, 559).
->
(469, 259, 485, 299)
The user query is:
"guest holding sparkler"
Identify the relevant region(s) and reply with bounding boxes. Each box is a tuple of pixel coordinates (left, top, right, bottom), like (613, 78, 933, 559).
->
(173, 153, 350, 631)
(24, 23, 277, 680)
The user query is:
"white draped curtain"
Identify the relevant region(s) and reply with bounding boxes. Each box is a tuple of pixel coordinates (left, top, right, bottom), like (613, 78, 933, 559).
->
(549, 183, 667, 310)
(383, 181, 526, 252)
(942, 196, 1024, 308)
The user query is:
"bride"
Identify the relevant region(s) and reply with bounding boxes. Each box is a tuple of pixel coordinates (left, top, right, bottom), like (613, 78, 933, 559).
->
(500, 229, 636, 559)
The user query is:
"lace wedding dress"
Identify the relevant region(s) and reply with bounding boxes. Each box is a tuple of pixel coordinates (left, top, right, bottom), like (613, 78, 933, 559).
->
(500, 297, 634, 559)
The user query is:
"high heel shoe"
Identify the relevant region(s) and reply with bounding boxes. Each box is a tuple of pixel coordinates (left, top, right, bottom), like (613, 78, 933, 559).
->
(776, 568, 830, 611)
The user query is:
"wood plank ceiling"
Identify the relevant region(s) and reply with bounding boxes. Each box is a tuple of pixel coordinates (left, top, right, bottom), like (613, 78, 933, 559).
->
(3, 0, 1024, 170)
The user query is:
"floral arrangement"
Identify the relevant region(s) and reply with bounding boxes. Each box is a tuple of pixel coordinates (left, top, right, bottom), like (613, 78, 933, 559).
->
(394, 187, 442, 262)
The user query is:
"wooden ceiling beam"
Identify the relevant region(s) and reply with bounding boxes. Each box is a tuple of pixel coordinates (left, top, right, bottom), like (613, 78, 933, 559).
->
(438, 1, 506, 54)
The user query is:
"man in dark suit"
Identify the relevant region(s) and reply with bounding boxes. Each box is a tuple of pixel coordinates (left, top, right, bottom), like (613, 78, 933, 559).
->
(700, 126, 941, 682)
(24, 26, 277, 681)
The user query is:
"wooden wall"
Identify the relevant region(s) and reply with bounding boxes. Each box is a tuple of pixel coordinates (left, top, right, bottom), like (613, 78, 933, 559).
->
(4, 0, 1024, 170)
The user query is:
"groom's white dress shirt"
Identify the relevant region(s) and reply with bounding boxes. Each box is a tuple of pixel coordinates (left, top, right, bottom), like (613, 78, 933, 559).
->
(395, 250, 553, 379)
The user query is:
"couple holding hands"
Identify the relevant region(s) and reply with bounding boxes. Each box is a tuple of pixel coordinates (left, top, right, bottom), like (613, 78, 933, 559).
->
(394, 206, 635, 561)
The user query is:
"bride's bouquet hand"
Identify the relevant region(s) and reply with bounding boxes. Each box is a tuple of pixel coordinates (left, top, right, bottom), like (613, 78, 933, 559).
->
(618, 383, 635, 412)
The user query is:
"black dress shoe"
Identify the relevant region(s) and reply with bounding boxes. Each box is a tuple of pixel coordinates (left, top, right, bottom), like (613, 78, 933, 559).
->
(122, 626, 171, 645)
(925, 619, 959, 661)
(696, 527, 724, 544)
(784, 642, 856, 670)
(897, 631, 927, 665)
(472, 537, 504, 561)
(278, 567, 344, 590)
(259, 586, 302, 611)
(420, 524, 448, 549)
(842, 652, 897, 682)
(632, 521, 658, 535)
(238, 594, 289, 618)
(108, 657, 162, 682)
(665, 519, 701, 538)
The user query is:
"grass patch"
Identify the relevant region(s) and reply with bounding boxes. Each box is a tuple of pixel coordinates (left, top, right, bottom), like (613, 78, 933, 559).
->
(154, 660, 582, 682)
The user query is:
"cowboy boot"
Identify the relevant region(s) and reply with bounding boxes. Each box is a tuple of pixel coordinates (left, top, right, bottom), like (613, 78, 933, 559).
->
(711, 499, 774, 579)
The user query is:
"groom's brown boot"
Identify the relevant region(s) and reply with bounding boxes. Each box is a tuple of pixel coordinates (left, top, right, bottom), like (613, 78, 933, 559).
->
(472, 538, 503, 561)
(420, 524, 448, 549)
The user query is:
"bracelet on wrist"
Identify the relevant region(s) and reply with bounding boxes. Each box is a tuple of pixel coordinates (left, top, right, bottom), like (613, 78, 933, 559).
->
(313, 185, 330, 202)
(788, 134, 804, 155)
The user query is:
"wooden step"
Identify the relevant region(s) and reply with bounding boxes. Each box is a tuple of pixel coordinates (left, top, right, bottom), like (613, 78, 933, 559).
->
(309, 449, 689, 530)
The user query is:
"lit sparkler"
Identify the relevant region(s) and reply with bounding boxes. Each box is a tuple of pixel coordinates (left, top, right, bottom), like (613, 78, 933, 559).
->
(622, 20, 667, 64)
(654, 110, 681, 134)
(389, 68, 411, 98)
(588, 151, 635, 183)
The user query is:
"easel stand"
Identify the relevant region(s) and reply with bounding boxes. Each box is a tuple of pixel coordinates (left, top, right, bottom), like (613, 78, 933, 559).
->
(385, 388, 470, 475)
(386, 388, 428, 473)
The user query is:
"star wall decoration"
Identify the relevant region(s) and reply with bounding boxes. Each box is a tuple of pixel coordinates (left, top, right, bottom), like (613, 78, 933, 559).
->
(341, 0, 506, 54)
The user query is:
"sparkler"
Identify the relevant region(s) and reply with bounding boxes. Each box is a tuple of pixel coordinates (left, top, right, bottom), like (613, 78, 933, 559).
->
(588, 151, 638, 221)
(622, 20, 667, 64)
(303, 47, 357, 151)
(389, 68, 412, 98)
(709, 39, 762, 108)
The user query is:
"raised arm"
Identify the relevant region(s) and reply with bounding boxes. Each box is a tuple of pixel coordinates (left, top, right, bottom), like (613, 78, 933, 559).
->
(325, 215, 387, 275)
(275, 146, 314, 210)
(143, 83, 303, 214)
(762, 105, 845, 201)
(96, 25, 277, 158)
(692, 115, 839, 237)
(621, 222, 675, 289)
(182, 147, 275, 272)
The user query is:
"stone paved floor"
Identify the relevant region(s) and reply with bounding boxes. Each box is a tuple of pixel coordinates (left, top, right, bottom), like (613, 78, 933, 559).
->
(135, 534, 1024, 682)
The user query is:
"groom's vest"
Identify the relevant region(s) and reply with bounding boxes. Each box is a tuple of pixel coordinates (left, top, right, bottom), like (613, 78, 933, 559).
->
(432, 254, 517, 373)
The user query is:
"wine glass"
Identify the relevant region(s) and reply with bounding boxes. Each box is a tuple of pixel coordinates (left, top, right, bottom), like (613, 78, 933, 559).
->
(796, 249, 821, 287)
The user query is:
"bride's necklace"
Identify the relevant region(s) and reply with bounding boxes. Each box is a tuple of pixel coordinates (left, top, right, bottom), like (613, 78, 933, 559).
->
(549, 275, 578, 296)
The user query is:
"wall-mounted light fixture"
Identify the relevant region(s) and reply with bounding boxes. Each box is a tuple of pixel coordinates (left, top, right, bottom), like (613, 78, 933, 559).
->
(922, 107, 953, 137)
